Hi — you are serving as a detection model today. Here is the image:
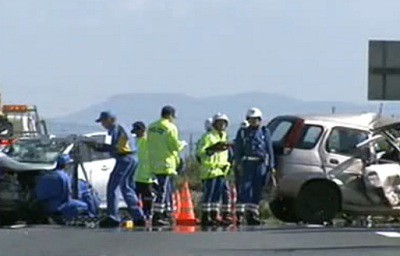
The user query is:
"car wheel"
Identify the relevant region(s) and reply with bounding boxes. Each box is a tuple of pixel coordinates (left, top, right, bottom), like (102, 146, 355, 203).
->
(269, 198, 299, 223)
(296, 182, 340, 224)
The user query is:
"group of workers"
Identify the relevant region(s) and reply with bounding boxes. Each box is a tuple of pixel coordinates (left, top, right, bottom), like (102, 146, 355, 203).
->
(36, 105, 275, 228)
(196, 108, 275, 226)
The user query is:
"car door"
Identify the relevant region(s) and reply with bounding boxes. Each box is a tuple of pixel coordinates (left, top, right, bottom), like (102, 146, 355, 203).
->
(321, 127, 369, 180)
(82, 133, 121, 209)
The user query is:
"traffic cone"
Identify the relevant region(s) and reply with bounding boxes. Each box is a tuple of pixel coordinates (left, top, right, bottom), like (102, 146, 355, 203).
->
(176, 182, 198, 226)
(173, 191, 181, 219)
(174, 225, 197, 234)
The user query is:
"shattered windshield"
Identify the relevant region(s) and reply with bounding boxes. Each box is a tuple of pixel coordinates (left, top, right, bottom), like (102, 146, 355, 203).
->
(5, 138, 69, 164)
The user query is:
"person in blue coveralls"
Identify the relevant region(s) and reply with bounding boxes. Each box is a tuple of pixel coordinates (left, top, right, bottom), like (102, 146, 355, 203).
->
(234, 108, 275, 225)
(89, 111, 146, 228)
(36, 154, 93, 222)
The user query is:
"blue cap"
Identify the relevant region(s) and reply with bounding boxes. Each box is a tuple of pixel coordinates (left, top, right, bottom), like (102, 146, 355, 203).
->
(95, 111, 116, 123)
(57, 154, 74, 166)
(161, 105, 176, 118)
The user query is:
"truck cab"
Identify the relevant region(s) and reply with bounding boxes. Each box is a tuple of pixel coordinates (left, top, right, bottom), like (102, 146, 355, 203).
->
(2, 105, 48, 138)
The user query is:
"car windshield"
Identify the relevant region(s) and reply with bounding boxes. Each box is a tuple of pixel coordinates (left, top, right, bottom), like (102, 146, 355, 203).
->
(6, 138, 68, 164)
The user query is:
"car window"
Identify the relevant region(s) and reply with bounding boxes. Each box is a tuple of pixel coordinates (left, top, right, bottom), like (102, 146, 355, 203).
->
(88, 135, 111, 161)
(295, 125, 323, 150)
(70, 143, 91, 163)
(326, 127, 368, 156)
(269, 120, 294, 143)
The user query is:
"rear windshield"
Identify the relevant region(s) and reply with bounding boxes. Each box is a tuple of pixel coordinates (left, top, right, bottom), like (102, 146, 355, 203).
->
(295, 125, 323, 150)
(267, 119, 295, 144)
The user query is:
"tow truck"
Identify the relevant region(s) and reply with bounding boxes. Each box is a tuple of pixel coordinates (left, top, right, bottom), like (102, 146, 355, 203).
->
(0, 105, 48, 148)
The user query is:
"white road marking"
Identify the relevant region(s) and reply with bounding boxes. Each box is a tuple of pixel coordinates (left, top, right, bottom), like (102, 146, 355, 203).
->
(376, 231, 400, 238)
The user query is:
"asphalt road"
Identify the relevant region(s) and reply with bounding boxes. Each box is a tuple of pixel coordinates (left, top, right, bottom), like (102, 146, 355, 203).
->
(1, 225, 400, 256)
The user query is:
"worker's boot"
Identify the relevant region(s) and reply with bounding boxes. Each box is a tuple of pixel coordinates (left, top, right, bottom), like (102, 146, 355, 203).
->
(201, 212, 213, 226)
(99, 216, 120, 228)
(221, 212, 234, 226)
(163, 211, 175, 225)
(235, 211, 244, 226)
(152, 212, 170, 227)
(134, 218, 147, 227)
(245, 211, 263, 226)
(210, 211, 222, 226)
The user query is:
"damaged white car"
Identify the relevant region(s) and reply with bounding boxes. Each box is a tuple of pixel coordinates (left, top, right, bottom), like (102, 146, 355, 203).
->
(267, 113, 400, 224)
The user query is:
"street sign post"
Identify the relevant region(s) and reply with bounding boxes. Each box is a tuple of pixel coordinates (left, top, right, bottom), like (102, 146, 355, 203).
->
(368, 40, 400, 100)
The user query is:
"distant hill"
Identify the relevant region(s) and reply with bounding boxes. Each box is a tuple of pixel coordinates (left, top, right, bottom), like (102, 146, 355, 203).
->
(48, 92, 399, 138)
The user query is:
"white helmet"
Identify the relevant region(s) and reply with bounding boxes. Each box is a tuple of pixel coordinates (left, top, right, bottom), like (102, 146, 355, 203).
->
(246, 107, 263, 119)
(240, 120, 249, 128)
(212, 113, 229, 125)
(204, 118, 213, 131)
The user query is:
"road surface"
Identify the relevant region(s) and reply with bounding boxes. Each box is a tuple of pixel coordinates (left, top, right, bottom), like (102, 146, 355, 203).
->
(0, 225, 399, 256)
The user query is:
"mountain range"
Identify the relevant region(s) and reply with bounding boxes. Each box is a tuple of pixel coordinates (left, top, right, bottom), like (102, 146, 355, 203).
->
(48, 92, 399, 139)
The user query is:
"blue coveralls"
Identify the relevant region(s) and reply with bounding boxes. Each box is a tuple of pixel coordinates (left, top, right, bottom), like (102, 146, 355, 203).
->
(36, 170, 90, 220)
(102, 124, 145, 222)
(234, 126, 275, 215)
(221, 147, 234, 215)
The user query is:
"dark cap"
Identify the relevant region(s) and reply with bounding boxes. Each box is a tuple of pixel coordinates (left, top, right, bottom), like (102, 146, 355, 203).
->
(161, 105, 176, 118)
(132, 121, 146, 131)
(95, 111, 116, 123)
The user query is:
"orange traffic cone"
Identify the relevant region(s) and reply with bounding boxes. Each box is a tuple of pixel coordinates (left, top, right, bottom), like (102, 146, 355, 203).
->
(174, 225, 197, 234)
(176, 182, 198, 226)
(173, 191, 181, 219)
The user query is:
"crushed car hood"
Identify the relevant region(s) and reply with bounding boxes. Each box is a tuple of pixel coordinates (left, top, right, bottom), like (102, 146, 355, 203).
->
(0, 153, 56, 172)
(370, 115, 400, 131)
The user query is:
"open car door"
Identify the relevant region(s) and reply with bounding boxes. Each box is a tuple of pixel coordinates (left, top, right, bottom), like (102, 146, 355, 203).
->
(80, 133, 123, 209)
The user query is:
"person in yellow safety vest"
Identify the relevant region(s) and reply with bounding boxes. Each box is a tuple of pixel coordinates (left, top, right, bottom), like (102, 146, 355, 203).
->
(165, 150, 182, 224)
(147, 106, 187, 226)
(197, 113, 231, 226)
(195, 118, 213, 163)
(131, 121, 154, 220)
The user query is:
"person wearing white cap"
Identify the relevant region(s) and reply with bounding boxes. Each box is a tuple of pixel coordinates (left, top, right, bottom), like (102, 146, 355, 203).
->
(234, 108, 275, 225)
(197, 113, 231, 226)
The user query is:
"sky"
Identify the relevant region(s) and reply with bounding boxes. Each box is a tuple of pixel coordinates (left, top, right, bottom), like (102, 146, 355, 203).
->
(1, 0, 400, 117)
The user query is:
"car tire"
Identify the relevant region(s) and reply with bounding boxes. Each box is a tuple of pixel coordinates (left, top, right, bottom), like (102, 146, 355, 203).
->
(296, 182, 341, 224)
(269, 198, 299, 223)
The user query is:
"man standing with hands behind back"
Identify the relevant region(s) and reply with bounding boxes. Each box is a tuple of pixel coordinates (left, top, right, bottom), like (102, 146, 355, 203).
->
(147, 106, 186, 226)
(234, 108, 275, 225)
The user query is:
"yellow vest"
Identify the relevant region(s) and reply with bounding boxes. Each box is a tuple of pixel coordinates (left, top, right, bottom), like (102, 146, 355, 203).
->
(197, 130, 230, 180)
(147, 118, 184, 175)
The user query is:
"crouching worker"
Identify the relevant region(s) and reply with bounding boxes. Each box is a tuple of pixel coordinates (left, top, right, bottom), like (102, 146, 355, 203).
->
(35, 155, 92, 223)
(197, 113, 231, 226)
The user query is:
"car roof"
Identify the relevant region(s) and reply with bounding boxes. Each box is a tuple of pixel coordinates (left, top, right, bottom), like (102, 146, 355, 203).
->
(276, 113, 400, 131)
